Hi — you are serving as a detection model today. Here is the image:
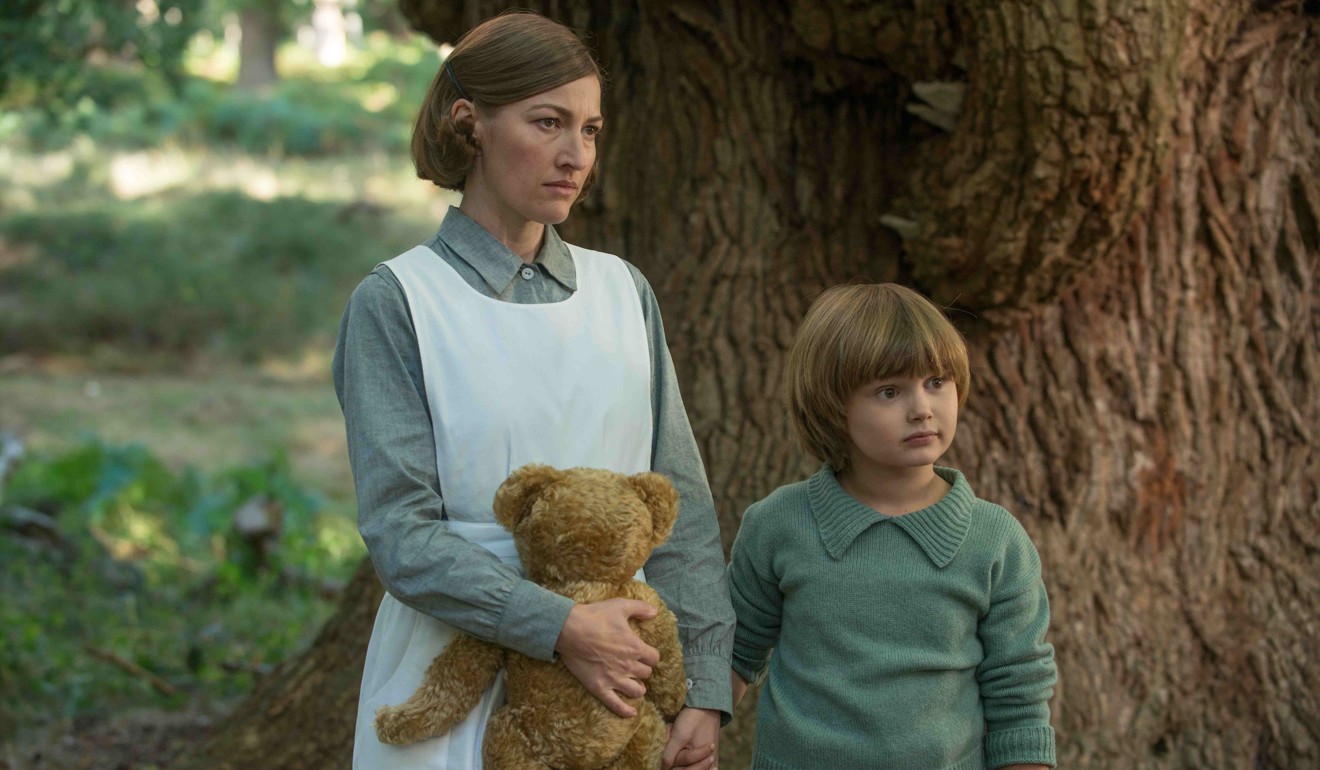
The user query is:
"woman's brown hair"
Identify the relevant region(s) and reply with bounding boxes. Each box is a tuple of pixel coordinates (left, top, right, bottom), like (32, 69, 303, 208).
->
(786, 283, 971, 473)
(412, 11, 603, 192)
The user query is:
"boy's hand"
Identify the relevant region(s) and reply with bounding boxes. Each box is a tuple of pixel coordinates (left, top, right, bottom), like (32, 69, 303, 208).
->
(662, 707, 719, 770)
(555, 599, 660, 718)
(731, 671, 749, 707)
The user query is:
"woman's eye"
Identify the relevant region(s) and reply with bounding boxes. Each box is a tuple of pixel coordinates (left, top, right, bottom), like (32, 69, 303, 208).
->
(537, 117, 558, 129)
(584, 125, 601, 137)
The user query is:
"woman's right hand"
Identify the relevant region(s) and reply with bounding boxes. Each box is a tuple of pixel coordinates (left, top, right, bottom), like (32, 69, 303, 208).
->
(555, 599, 661, 718)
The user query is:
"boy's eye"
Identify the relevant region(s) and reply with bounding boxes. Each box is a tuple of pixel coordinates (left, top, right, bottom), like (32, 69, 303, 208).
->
(878, 387, 898, 399)
(929, 376, 946, 389)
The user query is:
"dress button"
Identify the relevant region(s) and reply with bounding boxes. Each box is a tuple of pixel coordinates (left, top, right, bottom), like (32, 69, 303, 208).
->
(520, 266, 535, 280)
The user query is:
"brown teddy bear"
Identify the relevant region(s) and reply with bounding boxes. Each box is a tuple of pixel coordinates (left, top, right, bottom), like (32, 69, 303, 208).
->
(373, 464, 688, 769)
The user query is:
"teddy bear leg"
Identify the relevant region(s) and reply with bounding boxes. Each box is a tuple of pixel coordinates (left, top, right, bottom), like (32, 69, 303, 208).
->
(481, 707, 554, 770)
(374, 635, 504, 745)
(374, 696, 462, 746)
(601, 707, 666, 770)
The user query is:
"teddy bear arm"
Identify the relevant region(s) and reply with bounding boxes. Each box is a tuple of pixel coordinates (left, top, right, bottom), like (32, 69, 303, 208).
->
(374, 632, 505, 745)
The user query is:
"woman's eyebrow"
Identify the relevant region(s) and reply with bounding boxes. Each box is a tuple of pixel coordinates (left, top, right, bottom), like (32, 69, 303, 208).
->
(526, 103, 604, 123)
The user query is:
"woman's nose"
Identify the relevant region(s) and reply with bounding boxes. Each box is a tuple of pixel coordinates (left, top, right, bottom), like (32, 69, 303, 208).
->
(559, 133, 592, 169)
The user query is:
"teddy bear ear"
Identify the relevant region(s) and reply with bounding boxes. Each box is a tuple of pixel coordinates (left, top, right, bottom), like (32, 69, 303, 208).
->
(628, 471, 680, 546)
(493, 464, 563, 530)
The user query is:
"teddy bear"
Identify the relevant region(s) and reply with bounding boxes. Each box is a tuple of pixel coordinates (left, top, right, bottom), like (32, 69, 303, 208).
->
(373, 463, 688, 769)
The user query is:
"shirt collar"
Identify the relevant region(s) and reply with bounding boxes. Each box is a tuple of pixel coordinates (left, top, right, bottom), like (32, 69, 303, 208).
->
(436, 207, 577, 293)
(807, 464, 974, 568)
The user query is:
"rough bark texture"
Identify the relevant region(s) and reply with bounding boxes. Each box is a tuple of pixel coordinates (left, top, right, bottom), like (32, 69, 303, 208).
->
(177, 1, 1320, 768)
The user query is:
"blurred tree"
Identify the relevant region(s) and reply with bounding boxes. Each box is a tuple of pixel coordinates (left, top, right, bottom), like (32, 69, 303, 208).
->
(0, 0, 203, 106)
(176, 1, 1320, 768)
(233, 0, 282, 88)
(229, 0, 395, 88)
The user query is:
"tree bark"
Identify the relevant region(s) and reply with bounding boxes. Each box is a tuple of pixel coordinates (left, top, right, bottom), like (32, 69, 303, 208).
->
(236, 3, 282, 90)
(177, 2, 1320, 768)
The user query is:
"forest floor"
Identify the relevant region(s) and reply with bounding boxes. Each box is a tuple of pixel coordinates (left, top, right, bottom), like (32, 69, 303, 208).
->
(0, 359, 356, 770)
(2, 707, 219, 770)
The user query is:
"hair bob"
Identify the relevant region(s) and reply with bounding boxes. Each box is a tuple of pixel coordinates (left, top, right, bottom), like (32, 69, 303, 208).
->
(786, 283, 971, 473)
(411, 11, 603, 192)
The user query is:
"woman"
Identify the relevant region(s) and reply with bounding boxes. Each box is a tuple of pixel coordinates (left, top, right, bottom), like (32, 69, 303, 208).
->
(332, 11, 733, 770)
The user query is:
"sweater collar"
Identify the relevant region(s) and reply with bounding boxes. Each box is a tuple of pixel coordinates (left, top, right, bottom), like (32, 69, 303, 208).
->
(436, 206, 577, 293)
(807, 465, 974, 568)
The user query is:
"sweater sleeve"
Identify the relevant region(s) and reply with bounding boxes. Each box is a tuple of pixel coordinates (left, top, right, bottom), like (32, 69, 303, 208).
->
(727, 501, 783, 686)
(332, 267, 574, 661)
(976, 521, 1058, 769)
(624, 263, 736, 718)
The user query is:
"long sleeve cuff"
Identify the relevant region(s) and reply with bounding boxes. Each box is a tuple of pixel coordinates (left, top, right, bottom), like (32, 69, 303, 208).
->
(495, 579, 575, 661)
(682, 651, 734, 723)
(985, 725, 1056, 769)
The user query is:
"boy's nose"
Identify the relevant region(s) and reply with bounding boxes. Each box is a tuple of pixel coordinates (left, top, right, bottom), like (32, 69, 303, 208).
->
(909, 396, 934, 420)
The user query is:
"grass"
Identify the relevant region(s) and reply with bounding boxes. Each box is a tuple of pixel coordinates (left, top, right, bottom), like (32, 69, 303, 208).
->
(0, 31, 463, 751)
(0, 435, 361, 735)
(0, 363, 354, 501)
(0, 155, 448, 361)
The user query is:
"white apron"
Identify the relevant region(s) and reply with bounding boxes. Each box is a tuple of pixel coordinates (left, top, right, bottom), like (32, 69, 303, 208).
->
(352, 243, 654, 770)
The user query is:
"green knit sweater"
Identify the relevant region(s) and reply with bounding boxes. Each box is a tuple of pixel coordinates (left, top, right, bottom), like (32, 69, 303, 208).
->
(729, 466, 1056, 770)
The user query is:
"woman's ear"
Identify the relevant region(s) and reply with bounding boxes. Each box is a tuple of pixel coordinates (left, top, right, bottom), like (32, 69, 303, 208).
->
(628, 472, 679, 547)
(493, 464, 563, 530)
(449, 99, 480, 148)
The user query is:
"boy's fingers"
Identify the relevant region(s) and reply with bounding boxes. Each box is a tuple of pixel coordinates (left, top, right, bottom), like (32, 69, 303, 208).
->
(670, 743, 716, 767)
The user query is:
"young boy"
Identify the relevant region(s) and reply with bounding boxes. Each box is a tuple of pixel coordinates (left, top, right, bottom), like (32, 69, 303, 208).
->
(728, 284, 1057, 770)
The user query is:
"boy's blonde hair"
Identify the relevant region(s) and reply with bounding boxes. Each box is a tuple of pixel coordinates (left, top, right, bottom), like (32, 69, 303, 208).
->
(787, 283, 971, 472)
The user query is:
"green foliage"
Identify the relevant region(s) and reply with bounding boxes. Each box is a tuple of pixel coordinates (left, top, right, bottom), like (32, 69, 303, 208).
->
(0, 187, 421, 360)
(0, 0, 204, 107)
(0, 35, 439, 156)
(0, 438, 362, 732)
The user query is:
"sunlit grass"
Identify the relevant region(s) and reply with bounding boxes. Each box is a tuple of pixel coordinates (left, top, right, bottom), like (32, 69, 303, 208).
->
(0, 28, 462, 750)
(0, 367, 355, 502)
(0, 132, 446, 207)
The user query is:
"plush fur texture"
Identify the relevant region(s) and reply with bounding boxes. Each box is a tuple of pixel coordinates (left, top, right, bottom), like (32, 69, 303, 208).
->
(373, 464, 688, 769)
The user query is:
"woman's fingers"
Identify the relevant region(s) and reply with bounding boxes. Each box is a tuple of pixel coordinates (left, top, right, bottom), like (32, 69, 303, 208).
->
(555, 599, 663, 717)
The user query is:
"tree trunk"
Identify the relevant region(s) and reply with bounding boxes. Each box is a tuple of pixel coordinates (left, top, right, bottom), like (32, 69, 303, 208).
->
(236, 3, 282, 90)
(177, 2, 1320, 768)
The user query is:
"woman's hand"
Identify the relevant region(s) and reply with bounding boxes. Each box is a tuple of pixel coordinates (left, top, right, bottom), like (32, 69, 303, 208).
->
(555, 599, 660, 718)
(662, 707, 719, 770)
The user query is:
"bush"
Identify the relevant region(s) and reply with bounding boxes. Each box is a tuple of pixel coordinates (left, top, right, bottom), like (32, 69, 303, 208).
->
(0, 439, 362, 731)
(0, 188, 420, 360)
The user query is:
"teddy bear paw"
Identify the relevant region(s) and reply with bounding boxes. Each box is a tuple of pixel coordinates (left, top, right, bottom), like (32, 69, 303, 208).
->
(374, 704, 431, 745)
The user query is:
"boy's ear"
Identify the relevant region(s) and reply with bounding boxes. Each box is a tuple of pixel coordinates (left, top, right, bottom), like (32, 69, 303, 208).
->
(493, 464, 563, 530)
(628, 471, 679, 547)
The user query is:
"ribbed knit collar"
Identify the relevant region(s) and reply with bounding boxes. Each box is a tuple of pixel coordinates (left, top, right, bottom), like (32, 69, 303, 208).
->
(807, 465, 974, 568)
(436, 206, 577, 293)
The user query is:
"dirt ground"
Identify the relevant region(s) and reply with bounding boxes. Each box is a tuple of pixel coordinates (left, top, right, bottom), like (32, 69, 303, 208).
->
(1, 709, 219, 770)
